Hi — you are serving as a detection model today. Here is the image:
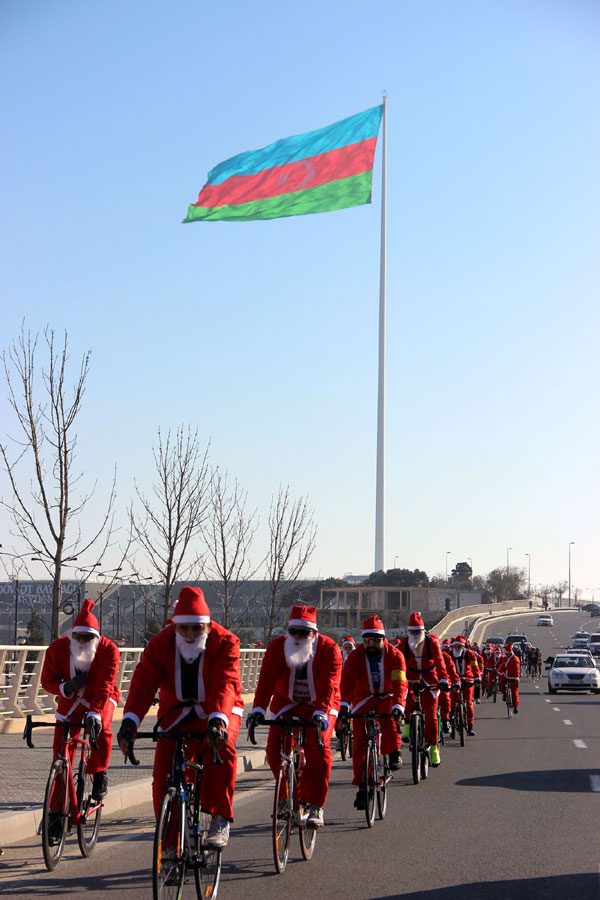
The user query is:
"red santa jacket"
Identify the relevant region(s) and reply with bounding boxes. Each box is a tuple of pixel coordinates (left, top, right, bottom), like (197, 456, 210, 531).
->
(503, 651, 520, 681)
(482, 647, 495, 671)
(451, 648, 481, 683)
(41, 635, 120, 721)
(252, 633, 341, 720)
(396, 635, 449, 689)
(340, 642, 408, 713)
(442, 648, 461, 688)
(123, 622, 243, 731)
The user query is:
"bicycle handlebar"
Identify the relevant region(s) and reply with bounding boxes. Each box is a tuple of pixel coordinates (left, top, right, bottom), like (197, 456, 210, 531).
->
(23, 714, 99, 751)
(125, 724, 224, 767)
(247, 716, 324, 748)
(348, 711, 403, 733)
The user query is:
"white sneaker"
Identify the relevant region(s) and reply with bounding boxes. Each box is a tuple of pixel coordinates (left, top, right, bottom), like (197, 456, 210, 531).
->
(306, 805, 324, 828)
(206, 814, 230, 848)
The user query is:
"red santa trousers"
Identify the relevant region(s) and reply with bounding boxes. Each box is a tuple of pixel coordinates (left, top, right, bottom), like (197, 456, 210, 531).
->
(152, 714, 240, 821)
(451, 684, 475, 727)
(52, 698, 116, 775)
(350, 696, 401, 787)
(405, 687, 439, 746)
(265, 703, 335, 808)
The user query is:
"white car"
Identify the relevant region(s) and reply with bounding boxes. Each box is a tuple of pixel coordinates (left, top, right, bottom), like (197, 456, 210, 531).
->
(572, 631, 591, 648)
(547, 653, 600, 694)
(536, 614, 553, 626)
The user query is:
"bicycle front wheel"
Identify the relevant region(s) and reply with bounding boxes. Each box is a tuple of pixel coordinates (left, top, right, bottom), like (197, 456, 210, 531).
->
(339, 727, 348, 761)
(364, 742, 377, 827)
(76, 758, 102, 857)
(299, 810, 317, 860)
(376, 756, 388, 819)
(195, 811, 222, 900)
(410, 716, 421, 784)
(457, 703, 465, 747)
(154, 788, 184, 900)
(506, 684, 513, 718)
(42, 760, 68, 871)
(272, 764, 292, 874)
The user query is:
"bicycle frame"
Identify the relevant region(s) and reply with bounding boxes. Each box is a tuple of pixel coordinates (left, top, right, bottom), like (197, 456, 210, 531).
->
(348, 711, 398, 825)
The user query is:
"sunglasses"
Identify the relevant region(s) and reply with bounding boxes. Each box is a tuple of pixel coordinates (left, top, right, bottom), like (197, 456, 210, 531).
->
(363, 636, 385, 644)
(72, 632, 96, 643)
(288, 628, 313, 638)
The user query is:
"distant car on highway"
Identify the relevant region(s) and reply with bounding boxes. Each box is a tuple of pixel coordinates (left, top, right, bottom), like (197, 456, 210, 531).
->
(485, 636, 504, 647)
(536, 614, 554, 626)
(546, 652, 600, 694)
(591, 608, 600, 618)
(572, 631, 591, 649)
(587, 634, 600, 662)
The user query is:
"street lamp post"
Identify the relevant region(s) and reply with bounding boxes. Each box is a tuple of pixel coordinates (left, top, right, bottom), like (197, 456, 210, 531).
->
(446, 551, 451, 583)
(506, 547, 511, 577)
(525, 553, 531, 598)
(393, 555, 399, 569)
(568, 542, 575, 607)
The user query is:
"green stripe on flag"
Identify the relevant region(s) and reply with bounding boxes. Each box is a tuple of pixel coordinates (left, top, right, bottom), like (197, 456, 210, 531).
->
(182, 171, 374, 223)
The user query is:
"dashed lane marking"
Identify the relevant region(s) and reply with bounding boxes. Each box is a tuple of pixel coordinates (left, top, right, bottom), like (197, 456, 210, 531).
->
(545, 699, 552, 703)
(553, 707, 561, 711)
(563, 719, 573, 725)
(574, 739, 588, 749)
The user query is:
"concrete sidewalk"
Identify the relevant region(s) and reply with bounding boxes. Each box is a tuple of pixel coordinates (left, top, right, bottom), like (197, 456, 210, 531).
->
(0, 698, 266, 846)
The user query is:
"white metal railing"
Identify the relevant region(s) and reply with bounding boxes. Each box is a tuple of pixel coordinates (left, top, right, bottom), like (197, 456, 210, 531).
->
(0, 646, 266, 719)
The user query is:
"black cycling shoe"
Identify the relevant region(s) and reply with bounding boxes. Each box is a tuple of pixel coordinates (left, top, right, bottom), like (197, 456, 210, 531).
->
(388, 750, 402, 770)
(442, 720, 450, 734)
(353, 788, 367, 810)
(467, 727, 476, 736)
(92, 771, 109, 800)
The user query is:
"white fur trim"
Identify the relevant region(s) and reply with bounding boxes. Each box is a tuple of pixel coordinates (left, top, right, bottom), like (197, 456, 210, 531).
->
(209, 712, 229, 728)
(85, 711, 101, 723)
(123, 712, 140, 729)
(362, 628, 385, 636)
(173, 615, 210, 624)
(288, 619, 318, 630)
(231, 706, 244, 717)
(72, 625, 100, 636)
(251, 706, 266, 718)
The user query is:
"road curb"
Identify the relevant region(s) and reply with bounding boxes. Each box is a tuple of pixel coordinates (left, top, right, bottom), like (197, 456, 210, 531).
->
(0, 748, 267, 846)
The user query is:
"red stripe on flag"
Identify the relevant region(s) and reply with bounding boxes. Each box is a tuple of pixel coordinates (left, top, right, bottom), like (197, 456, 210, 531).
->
(192, 138, 378, 209)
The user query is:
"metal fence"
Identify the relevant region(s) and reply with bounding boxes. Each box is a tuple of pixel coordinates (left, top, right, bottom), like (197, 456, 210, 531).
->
(0, 646, 266, 719)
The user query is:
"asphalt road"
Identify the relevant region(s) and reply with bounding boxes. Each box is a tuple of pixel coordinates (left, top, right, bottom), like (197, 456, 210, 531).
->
(1, 608, 598, 900)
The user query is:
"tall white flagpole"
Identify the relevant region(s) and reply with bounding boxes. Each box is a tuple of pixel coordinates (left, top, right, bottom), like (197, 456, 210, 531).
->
(374, 92, 387, 573)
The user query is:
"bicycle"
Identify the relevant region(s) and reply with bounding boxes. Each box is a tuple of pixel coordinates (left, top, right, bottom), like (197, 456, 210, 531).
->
(337, 717, 353, 761)
(247, 716, 322, 874)
(505, 682, 514, 718)
(348, 711, 399, 827)
(24, 714, 102, 871)
(126, 719, 223, 900)
(449, 685, 467, 747)
(407, 683, 431, 784)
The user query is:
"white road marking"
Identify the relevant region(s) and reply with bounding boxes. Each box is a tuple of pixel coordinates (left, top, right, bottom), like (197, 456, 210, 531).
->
(590, 774, 600, 791)
(552, 707, 561, 711)
(563, 719, 573, 725)
(574, 739, 588, 749)
(545, 699, 552, 703)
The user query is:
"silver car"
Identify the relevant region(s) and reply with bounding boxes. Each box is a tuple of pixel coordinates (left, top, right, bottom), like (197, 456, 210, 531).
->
(547, 653, 600, 694)
(572, 631, 591, 649)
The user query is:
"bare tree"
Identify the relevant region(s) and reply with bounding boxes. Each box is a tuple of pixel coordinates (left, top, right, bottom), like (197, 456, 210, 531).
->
(258, 486, 317, 642)
(201, 468, 259, 627)
(130, 426, 210, 625)
(0, 325, 117, 640)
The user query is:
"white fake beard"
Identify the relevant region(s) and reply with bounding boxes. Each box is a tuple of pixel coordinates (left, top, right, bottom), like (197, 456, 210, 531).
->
(408, 633, 425, 653)
(452, 648, 464, 659)
(176, 632, 208, 664)
(70, 636, 99, 672)
(284, 632, 316, 668)
(342, 648, 353, 663)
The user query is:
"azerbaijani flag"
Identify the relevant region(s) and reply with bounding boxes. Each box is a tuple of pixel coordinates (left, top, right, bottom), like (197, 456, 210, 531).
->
(183, 105, 383, 223)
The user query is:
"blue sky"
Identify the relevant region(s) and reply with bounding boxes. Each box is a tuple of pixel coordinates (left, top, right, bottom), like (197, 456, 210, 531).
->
(1, 0, 598, 595)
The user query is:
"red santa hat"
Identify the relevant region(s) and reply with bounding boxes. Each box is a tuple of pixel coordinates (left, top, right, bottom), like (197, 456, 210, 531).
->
(288, 605, 318, 631)
(362, 614, 386, 637)
(173, 586, 211, 624)
(407, 611, 425, 632)
(341, 635, 356, 647)
(505, 642, 513, 652)
(452, 635, 467, 648)
(72, 598, 100, 637)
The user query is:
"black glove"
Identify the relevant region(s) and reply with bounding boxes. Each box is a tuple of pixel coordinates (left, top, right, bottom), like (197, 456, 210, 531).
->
(338, 706, 350, 722)
(62, 670, 88, 698)
(117, 718, 137, 750)
(84, 714, 101, 743)
(438, 682, 451, 692)
(246, 711, 265, 729)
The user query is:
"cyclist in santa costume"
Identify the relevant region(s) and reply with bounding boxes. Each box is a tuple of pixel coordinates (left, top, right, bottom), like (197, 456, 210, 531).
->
(41, 598, 120, 801)
(118, 586, 242, 849)
(247, 605, 342, 829)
